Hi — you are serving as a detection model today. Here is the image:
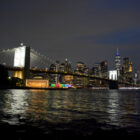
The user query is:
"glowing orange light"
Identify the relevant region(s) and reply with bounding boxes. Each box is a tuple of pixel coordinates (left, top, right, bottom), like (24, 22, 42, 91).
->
(26, 79, 49, 88)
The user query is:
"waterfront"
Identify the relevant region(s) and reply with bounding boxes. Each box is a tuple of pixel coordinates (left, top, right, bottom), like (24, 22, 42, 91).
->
(0, 89, 140, 139)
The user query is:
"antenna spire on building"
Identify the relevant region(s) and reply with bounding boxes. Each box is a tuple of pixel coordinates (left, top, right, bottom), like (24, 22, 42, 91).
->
(116, 48, 119, 56)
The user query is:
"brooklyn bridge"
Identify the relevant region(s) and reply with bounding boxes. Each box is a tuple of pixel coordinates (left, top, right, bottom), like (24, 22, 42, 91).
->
(0, 43, 138, 89)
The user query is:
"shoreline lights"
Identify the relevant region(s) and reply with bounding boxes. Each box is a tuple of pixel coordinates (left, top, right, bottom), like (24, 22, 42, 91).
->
(50, 83, 72, 88)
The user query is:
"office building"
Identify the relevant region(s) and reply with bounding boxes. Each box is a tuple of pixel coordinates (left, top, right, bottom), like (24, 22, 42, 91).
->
(122, 57, 133, 82)
(74, 62, 89, 87)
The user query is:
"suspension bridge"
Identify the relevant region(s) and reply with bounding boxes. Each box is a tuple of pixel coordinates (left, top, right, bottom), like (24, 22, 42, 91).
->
(0, 43, 137, 89)
(0, 44, 54, 69)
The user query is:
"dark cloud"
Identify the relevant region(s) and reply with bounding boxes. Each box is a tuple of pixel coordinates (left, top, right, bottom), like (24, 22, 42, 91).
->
(0, 0, 140, 70)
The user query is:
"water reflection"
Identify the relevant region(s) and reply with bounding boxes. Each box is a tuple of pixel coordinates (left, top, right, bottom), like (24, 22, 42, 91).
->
(26, 90, 92, 122)
(2, 90, 29, 124)
(118, 91, 139, 127)
(0, 89, 140, 130)
(107, 90, 120, 126)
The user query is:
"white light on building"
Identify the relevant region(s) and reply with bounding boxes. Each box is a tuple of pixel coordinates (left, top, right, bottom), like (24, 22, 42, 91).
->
(109, 70, 118, 80)
(14, 46, 26, 67)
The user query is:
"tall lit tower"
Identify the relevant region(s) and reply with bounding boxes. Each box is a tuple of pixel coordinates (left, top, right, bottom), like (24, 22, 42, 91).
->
(115, 48, 121, 76)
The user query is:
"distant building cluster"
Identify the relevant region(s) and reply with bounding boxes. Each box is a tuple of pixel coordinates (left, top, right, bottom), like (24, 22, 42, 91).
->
(45, 48, 136, 88)
(44, 59, 109, 88)
(111, 49, 134, 83)
(109, 49, 133, 83)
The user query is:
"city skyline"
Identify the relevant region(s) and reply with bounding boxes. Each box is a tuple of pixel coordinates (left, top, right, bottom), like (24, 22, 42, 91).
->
(0, 44, 136, 89)
(0, 0, 140, 70)
(0, 1, 140, 136)
(0, 43, 135, 73)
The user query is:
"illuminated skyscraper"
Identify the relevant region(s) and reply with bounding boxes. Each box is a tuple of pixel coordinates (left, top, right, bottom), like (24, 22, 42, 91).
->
(64, 58, 72, 73)
(122, 57, 133, 82)
(100, 61, 108, 78)
(61, 59, 73, 84)
(115, 48, 121, 71)
(114, 48, 121, 79)
(48, 61, 61, 84)
(74, 62, 88, 87)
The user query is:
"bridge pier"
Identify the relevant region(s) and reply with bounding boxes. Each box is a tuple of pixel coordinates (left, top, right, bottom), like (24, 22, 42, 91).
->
(109, 80, 118, 89)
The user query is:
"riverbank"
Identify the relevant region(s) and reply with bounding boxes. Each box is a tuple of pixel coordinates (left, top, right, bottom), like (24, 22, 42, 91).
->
(1, 86, 140, 90)
(0, 86, 70, 90)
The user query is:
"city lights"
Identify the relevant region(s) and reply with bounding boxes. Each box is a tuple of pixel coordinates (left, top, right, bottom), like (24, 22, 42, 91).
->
(1, 44, 140, 89)
(50, 84, 72, 88)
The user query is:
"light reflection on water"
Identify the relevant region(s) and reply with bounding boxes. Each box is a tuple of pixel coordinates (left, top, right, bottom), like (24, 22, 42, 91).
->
(0, 89, 140, 130)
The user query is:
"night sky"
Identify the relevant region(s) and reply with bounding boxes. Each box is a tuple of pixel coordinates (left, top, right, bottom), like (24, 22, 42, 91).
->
(0, 0, 140, 71)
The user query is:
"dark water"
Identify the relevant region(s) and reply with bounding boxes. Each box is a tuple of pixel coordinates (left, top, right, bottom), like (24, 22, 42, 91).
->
(0, 89, 140, 134)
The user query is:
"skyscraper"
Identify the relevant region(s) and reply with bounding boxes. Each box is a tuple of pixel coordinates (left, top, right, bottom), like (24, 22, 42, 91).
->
(74, 62, 88, 87)
(122, 57, 133, 82)
(100, 61, 108, 78)
(115, 48, 121, 71)
(115, 48, 121, 78)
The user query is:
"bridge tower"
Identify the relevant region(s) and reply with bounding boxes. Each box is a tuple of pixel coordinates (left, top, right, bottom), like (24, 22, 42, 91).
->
(108, 70, 119, 89)
(13, 43, 30, 80)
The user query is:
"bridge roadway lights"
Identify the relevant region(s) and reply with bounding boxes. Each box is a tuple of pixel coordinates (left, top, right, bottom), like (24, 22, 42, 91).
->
(9, 67, 120, 89)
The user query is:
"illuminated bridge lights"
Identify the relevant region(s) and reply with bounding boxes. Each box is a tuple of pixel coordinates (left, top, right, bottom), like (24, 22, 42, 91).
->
(6, 67, 137, 87)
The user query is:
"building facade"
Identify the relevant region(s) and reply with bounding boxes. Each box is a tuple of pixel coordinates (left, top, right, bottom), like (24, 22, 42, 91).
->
(74, 62, 89, 88)
(122, 57, 133, 82)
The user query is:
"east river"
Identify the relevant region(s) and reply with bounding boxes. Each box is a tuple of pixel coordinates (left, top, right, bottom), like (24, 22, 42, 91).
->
(0, 89, 140, 137)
